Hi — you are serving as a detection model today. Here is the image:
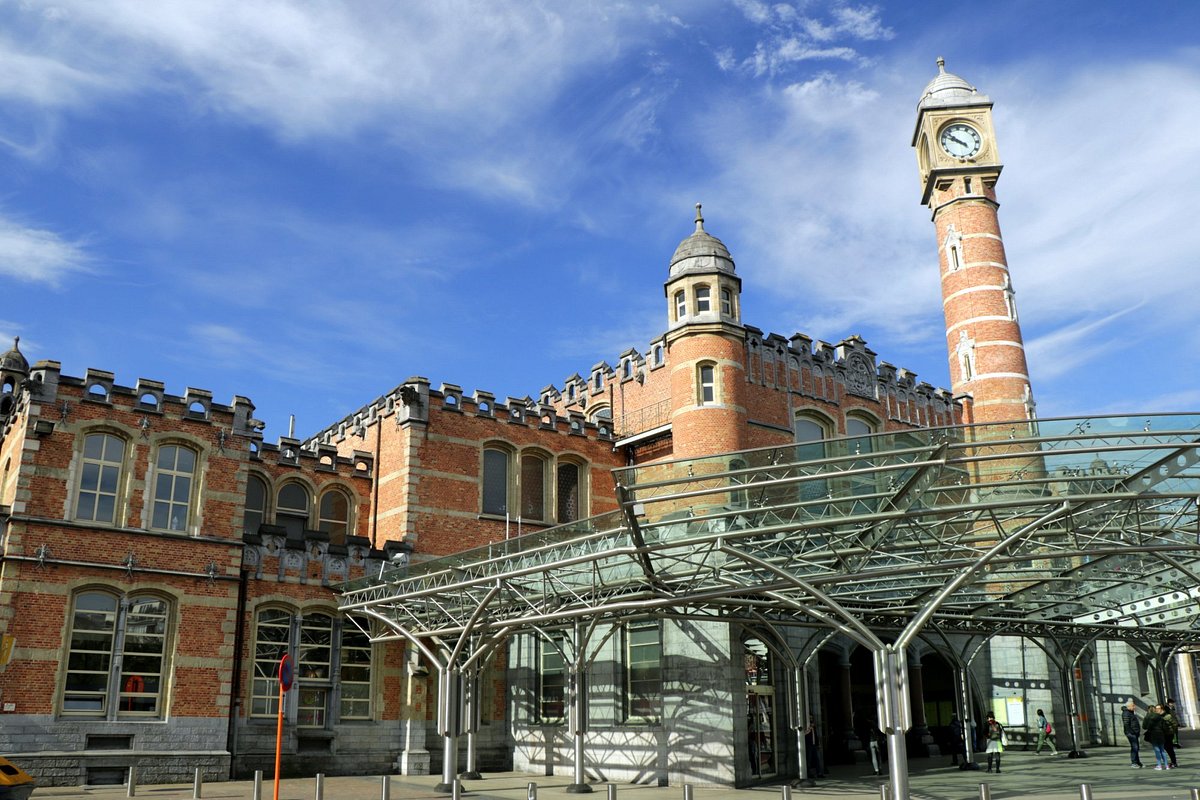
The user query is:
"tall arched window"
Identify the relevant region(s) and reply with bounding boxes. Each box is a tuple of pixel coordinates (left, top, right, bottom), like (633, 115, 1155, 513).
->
(244, 474, 268, 536)
(277, 483, 310, 539)
(62, 590, 170, 718)
(556, 461, 583, 523)
(318, 489, 351, 543)
(520, 452, 548, 522)
(297, 612, 333, 727)
(251, 608, 291, 717)
(75, 432, 127, 524)
(151, 444, 196, 532)
(482, 447, 510, 516)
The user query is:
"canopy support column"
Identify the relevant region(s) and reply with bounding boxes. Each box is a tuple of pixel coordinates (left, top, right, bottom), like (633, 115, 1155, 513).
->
(566, 620, 592, 793)
(434, 666, 462, 793)
(956, 665, 979, 769)
(875, 645, 911, 800)
(460, 670, 483, 780)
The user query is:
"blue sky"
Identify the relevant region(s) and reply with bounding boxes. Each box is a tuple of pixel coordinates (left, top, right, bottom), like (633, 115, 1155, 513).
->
(2, 1, 1198, 440)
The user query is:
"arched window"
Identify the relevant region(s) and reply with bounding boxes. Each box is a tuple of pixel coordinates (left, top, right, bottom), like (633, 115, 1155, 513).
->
(244, 474, 268, 536)
(277, 483, 310, 539)
(297, 612, 333, 727)
(482, 447, 510, 516)
(520, 451, 548, 522)
(151, 444, 197, 532)
(62, 590, 170, 718)
(556, 461, 583, 523)
(251, 608, 291, 717)
(674, 290, 686, 320)
(318, 489, 351, 543)
(75, 432, 127, 524)
(340, 623, 373, 720)
(695, 285, 711, 313)
(697, 363, 716, 405)
(654, 345, 664, 365)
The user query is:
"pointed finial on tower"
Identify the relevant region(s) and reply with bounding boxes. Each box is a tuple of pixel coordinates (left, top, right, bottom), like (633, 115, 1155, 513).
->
(11, 336, 18, 350)
(694, 203, 705, 233)
(936, 56, 946, 73)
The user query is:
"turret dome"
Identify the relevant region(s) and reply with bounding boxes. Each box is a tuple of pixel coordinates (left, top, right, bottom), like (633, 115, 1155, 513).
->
(669, 204, 736, 279)
(919, 57, 989, 109)
(0, 337, 28, 375)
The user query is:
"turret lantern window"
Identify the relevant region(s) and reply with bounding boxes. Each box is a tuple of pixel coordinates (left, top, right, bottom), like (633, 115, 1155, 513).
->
(721, 289, 733, 316)
(674, 290, 686, 320)
(695, 285, 711, 313)
(698, 363, 716, 405)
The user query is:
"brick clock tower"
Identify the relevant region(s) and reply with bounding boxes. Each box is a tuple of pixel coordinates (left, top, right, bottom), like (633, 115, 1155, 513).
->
(913, 59, 1035, 426)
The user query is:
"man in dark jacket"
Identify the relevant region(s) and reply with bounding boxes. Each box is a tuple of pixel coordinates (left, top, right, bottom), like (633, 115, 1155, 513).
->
(1122, 699, 1144, 768)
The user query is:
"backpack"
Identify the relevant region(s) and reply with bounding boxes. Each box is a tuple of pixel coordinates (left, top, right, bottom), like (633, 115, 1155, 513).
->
(1044, 721, 1052, 734)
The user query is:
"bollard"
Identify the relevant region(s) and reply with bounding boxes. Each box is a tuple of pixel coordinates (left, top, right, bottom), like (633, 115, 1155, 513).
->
(253, 770, 263, 800)
(452, 779, 462, 800)
(781, 783, 792, 800)
(879, 784, 888, 800)
(1079, 784, 1093, 800)
(126, 765, 137, 798)
(315, 773, 324, 800)
(683, 784, 694, 800)
(528, 782, 538, 800)
(193, 767, 203, 799)
(978, 783, 991, 800)
(608, 784, 617, 800)
(381, 775, 391, 800)
(1191, 789, 1200, 800)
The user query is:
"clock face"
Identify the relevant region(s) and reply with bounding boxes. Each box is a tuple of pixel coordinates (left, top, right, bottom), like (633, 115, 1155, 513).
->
(940, 123, 981, 158)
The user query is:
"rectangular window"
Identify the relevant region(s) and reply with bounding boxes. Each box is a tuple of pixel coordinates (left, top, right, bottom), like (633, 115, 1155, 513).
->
(674, 291, 686, 320)
(695, 285, 711, 312)
(538, 637, 566, 724)
(482, 449, 509, 516)
(251, 609, 291, 717)
(297, 613, 333, 727)
(625, 623, 662, 723)
(118, 597, 168, 715)
(720, 289, 733, 316)
(556, 462, 580, 523)
(340, 626, 372, 720)
(63, 593, 118, 715)
(698, 365, 715, 405)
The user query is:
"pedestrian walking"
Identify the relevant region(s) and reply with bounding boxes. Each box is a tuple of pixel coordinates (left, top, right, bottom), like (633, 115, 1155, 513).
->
(1162, 700, 1180, 767)
(983, 711, 1006, 773)
(948, 714, 966, 766)
(1144, 703, 1171, 769)
(1122, 699, 1144, 768)
(1034, 708, 1057, 755)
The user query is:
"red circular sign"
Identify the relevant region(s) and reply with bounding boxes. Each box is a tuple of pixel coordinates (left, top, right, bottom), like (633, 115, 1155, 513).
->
(278, 654, 293, 690)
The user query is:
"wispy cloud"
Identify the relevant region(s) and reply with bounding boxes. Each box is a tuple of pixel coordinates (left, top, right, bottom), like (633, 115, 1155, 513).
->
(0, 216, 90, 285)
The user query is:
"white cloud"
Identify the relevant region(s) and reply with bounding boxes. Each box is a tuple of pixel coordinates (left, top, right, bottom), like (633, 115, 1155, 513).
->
(0, 217, 90, 285)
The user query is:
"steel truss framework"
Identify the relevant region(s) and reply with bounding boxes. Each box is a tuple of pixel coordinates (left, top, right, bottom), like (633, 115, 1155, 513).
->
(339, 414, 1200, 799)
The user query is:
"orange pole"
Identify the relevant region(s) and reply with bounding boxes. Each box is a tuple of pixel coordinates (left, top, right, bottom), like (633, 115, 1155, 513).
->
(273, 681, 284, 800)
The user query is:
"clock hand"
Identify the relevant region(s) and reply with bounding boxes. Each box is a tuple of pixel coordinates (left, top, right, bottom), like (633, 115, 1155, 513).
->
(949, 134, 968, 147)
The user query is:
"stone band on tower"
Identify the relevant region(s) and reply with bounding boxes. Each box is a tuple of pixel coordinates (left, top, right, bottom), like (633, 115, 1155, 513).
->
(913, 58, 1035, 427)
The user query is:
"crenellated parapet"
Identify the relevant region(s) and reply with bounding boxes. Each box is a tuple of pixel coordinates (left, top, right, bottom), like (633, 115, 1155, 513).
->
(538, 335, 667, 415)
(303, 375, 616, 449)
(745, 329, 959, 427)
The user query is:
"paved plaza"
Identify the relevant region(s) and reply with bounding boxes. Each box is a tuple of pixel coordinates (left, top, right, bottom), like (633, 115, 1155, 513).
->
(27, 745, 1200, 800)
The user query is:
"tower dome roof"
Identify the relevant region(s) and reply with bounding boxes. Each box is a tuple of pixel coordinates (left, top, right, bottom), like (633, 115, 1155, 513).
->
(919, 57, 989, 109)
(669, 204, 736, 279)
(0, 336, 28, 375)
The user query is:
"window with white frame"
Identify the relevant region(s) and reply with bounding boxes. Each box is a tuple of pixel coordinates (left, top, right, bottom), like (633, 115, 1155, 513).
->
(697, 363, 716, 405)
(75, 432, 126, 524)
(625, 622, 662, 723)
(151, 444, 196, 532)
(695, 285, 711, 313)
(62, 590, 170, 718)
(339, 625, 373, 720)
(538, 636, 566, 723)
(250, 607, 372, 725)
(674, 290, 686, 320)
(720, 288, 733, 316)
(244, 474, 268, 536)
